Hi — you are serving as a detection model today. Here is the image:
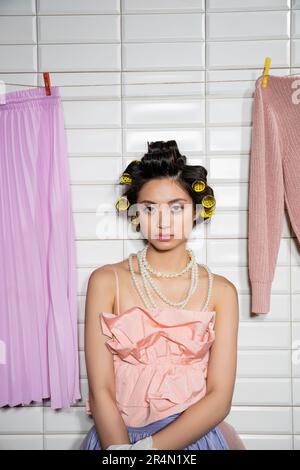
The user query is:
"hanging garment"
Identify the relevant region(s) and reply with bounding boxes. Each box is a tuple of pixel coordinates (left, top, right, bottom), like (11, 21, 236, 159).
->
(248, 75, 300, 314)
(0, 86, 81, 409)
(81, 265, 246, 450)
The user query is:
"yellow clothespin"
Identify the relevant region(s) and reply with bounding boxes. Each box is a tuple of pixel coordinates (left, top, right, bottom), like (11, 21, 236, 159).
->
(262, 57, 271, 88)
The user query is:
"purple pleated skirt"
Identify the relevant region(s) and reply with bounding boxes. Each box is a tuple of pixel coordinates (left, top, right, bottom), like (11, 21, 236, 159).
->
(80, 411, 229, 450)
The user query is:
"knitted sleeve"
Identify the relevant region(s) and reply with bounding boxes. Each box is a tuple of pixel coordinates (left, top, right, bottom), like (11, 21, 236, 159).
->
(248, 80, 285, 314)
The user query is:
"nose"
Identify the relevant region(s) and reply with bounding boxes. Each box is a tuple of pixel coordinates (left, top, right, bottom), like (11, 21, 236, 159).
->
(158, 204, 171, 229)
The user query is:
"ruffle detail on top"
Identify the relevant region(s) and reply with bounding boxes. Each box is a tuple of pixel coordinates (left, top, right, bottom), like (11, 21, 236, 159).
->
(86, 306, 216, 426)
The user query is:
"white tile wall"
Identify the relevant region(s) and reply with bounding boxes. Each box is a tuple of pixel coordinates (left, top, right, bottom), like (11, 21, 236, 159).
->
(0, 0, 299, 450)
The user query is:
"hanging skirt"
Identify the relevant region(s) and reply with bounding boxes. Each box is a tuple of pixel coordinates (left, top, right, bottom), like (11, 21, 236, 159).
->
(80, 412, 230, 450)
(0, 86, 81, 409)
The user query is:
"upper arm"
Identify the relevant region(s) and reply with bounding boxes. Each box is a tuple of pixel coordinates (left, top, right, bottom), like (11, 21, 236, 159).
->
(205, 275, 239, 413)
(84, 264, 117, 399)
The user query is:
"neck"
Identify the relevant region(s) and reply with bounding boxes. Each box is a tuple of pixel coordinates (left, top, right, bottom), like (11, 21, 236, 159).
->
(145, 243, 191, 273)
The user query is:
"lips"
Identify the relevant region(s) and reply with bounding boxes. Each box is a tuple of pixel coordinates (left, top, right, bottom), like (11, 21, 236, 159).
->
(158, 234, 174, 240)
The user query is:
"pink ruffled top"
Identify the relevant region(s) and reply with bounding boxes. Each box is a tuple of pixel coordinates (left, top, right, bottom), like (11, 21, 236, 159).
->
(85, 305, 216, 427)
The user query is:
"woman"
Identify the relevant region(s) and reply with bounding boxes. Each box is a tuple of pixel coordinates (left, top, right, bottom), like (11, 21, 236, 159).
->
(81, 140, 246, 450)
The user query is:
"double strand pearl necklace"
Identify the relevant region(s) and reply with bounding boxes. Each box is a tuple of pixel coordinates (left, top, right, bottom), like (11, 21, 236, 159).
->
(128, 244, 199, 309)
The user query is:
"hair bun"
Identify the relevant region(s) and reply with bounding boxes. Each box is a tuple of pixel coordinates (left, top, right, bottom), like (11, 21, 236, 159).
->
(145, 140, 186, 171)
(147, 140, 178, 154)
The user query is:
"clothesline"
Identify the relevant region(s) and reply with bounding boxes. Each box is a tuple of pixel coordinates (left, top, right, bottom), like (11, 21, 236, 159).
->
(0, 75, 273, 88)
(2, 73, 300, 92)
(1, 78, 260, 88)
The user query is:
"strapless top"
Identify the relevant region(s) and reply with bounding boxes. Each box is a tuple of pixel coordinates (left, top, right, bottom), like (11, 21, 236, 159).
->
(85, 305, 216, 427)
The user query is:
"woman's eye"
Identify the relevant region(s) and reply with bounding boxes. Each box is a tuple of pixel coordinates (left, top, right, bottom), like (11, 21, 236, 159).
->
(171, 204, 184, 213)
(142, 204, 184, 214)
(143, 205, 157, 214)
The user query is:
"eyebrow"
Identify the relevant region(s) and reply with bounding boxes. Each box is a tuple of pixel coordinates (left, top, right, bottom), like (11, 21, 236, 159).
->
(139, 198, 188, 204)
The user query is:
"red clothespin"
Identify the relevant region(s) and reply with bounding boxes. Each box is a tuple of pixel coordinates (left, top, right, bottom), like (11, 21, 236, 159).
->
(43, 72, 51, 96)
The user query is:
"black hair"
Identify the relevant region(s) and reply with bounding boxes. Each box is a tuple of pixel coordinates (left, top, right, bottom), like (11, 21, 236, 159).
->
(116, 140, 215, 231)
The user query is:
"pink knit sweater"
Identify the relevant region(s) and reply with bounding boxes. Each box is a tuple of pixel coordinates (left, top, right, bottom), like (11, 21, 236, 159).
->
(248, 75, 300, 314)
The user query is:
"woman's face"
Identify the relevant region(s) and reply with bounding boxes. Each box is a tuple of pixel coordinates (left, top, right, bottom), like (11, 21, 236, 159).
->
(136, 178, 196, 247)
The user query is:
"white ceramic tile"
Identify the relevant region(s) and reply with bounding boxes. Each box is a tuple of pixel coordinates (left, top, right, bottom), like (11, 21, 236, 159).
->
(291, 239, 300, 265)
(44, 407, 91, 433)
(293, 39, 300, 66)
(0, 16, 36, 44)
(0, 0, 36, 15)
(292, 266, 300, 293)
(238, 322, 291, 349)
(213, 266, 290, 298)
(0, 407, 43, 433)
(207, 98, 253, 125)
(0, 45, 37, 72)
(78, 323, 84, 350)
(39, 44, 121, 72)
(124, 100, 205, 126)
(62, 101, 121, 128)
(66, 129, 122, 156)
(77, 238, 131, 266)
(74, 210, 124, 241)
(123, 0, 205, 13)
(74, 212, 119, 239)
(37, 72, 121, 100)
(212, 183, 248, 209)
(237, 350, 291, 377)
(79, 379, 89, 403)
(292, 295, 300, 321)
(79, 351, 87, 378)
(123, 71, 205, 98)
(71, 185, 122, 212)
(207, 238, 290, 266)
(0, 73, 37, 93)
(207, 0, 290, 11)
(241, 435, 292, 450)
(206, 68, 291, 98)
(294, 407, 300, 433)
(123, 42, 205, 70)
(292, 323, 300, 355)
(209, 156, 249, 181)
(76, 241, 124, 270)
(294, 435, 300, 450)
(207, 210, 248, 237)
(233, 378, 292, 405)
(38, 15, 120, 44)
(123, 13, 204, 42)
(0, 435, 43, 450)
(77, 295, 86, 323)
(292, 11, 300, 37)
(37, 0, 120, 14)
(226, 406, 292, 433)
(207, 127, 252, 154)
(207, 40, 289, 69)
(70, 158, 122, 185)
(44, 434, 86, 450)
(207, 11, 289, 40)
(293, 379, 300, 405)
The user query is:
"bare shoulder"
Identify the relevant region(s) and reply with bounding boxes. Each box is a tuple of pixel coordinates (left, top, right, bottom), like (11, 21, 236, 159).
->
(212, 273, 237, 294)
(86, 263, 119, 313)
(88, 263, 116, 286)
(211, 273, 239, 315)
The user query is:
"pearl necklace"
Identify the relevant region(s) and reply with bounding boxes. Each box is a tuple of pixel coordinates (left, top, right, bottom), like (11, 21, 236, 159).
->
(138, 246, 198, 308)
(144, 245, 194, 278)
(128, 245, 211, 310)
